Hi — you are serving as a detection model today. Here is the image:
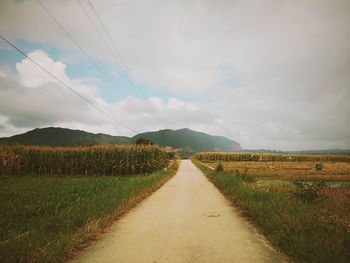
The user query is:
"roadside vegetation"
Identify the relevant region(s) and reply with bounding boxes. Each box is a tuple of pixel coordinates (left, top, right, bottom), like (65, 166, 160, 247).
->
(192, 157, 350, 263)
(0, 144, 177, 263)
(0, 164, 177, 263)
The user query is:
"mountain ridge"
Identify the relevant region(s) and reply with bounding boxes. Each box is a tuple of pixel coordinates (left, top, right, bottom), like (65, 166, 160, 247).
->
(132, 128, 241, 155)
(1, 127, 349, 156)
(0, 127, 241, 155)
(0, 127, 131, 147)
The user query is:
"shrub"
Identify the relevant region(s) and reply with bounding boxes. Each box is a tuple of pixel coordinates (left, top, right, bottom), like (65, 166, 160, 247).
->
(215, 163, 224, 172)
(315, 163, 323, 171)
(136, 138, 154, 145)
(234, 169, 256, 183)
(292, 179, 326, 202)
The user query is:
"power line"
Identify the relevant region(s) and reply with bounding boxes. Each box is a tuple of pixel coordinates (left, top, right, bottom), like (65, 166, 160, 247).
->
(76, 0, 159, 130)
(0, 34, 138, 134)
(35, 0, 151, 132)
(87, 0, 147, 99)
(36, 0, 156, 131)
(35, 0, 126, 98)
(85, 0, 162, 130)
(76, 0, 146, 99)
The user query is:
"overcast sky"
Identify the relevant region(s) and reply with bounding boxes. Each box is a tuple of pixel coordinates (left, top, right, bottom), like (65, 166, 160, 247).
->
(0, 0, 349, 150)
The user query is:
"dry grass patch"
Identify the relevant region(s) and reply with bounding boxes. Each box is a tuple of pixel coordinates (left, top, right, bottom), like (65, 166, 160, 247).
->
(204, 161, 350, 181)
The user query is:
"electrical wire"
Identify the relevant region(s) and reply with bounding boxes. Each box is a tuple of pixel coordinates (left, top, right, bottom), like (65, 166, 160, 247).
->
(36, 0, 126, 98)
(0, 34, 138, 134)
(87, 0, 146, 99)
(76, 0, 146, 99)
(77, 0, 159, 130)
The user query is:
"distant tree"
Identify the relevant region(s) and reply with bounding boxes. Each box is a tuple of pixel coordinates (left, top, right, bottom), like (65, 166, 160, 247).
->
(136, 138, 154, 145)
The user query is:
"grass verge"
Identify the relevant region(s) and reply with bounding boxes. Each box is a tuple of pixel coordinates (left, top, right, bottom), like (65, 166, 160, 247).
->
(192, 159, 350, 263)
(0, 162, 178, 263)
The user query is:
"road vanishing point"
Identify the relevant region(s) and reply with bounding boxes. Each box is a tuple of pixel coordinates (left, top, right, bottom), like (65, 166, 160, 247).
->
(71, 160, 286, 263)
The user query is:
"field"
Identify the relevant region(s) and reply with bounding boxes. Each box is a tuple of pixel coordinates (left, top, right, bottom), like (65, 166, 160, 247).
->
(193, 153, 350, 263)
(0, 145, 172, 176)
(195, 152, 350, 162)
(0, 144, 177, 263)
(0, 164, 178, 263)
(202, 161, 350, 181)
(195, 152, 350, 182)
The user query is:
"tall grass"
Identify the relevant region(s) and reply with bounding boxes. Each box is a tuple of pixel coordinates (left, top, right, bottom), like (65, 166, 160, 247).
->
(192, 159, 350, 263)
(195, 152, 350, 162)
(0, 145, 173, 176)
(0, 162, 178, 263)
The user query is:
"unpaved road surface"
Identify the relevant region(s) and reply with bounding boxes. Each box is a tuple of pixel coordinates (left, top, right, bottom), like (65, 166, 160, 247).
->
(71, 160, 285, 263)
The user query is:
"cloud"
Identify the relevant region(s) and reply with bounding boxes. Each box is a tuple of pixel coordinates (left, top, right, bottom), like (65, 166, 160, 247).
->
(0, 0, 349, 150)
(0, 69, 7, 78)
(0, 50, 213, 138)
(148, 96, 198, 111)
(16, 50, 68, 88)
(167, 98, 184, 109)
(148, 96, 163, 107)
(0, 51, 120, 131)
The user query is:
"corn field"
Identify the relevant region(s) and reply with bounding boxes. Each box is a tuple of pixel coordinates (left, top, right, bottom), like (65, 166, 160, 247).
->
(0, 145, 173, 176)
(195, 152, 350, 163)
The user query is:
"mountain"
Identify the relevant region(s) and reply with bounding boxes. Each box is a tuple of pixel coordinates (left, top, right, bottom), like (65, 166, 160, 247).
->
(0, 127, 131, 147)
(132, 128, 241, 155)
(0, 127, 241, 156)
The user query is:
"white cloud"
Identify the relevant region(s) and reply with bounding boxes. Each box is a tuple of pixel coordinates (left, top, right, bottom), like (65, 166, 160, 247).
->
(16, 50, 68, 88)
(148, 96, 198, 111)
(215, 118, 224, 125)
(0, 0, 349, 150)
(0, 50, 211, 139)
(167, 98, 184, 109)
(185, 102, 197, 110)
(148, 96, 163, 107)
(0, 69, 7, 79)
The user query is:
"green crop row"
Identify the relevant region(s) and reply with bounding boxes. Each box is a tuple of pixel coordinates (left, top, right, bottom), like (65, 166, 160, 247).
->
(0, 145, 173, 176)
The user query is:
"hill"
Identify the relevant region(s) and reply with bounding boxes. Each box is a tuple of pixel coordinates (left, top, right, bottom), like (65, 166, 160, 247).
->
(132, 128, 241, 155)
(0, 127, 241, 156)
(0, 127, 131, 147)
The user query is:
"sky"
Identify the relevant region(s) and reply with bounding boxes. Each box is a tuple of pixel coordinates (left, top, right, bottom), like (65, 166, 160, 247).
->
(0, 0, 349, 150)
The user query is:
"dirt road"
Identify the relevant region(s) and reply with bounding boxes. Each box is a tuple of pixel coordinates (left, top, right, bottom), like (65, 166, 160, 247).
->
(71, 160, 285, 263)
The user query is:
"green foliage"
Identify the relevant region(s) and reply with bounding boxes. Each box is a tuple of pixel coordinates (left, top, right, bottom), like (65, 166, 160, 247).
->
(0, 127, 243, 158)
(293, 179, 326, 202)
(132, 128, 241, 154)
(234, 169, 256, 183)
(215, 163, 224, 172)
(0, 145, 172, 176)
(0, 163, 178, 263)
(136, 138, 154, 145)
